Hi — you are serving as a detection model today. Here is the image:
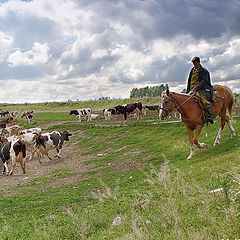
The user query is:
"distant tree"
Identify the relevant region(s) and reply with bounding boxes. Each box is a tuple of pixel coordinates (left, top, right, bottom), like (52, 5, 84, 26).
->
(130, 84, 169, 98)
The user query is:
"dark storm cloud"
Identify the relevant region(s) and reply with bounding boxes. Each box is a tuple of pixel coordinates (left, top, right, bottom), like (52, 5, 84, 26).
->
(75, 0, 240, 41)
(0, 11, 63, 49)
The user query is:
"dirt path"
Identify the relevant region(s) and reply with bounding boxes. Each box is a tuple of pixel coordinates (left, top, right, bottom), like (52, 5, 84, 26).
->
(0, 130, 104, 196)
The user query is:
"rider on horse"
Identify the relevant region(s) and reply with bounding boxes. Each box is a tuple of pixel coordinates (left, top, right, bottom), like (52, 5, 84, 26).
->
(186, 56, 214, 124)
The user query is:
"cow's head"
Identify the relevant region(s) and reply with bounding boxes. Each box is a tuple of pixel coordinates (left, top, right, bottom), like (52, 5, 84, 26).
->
(61, 131, 72, 142)
(70, 110, 78, 115)
(114, 105, 125, 114)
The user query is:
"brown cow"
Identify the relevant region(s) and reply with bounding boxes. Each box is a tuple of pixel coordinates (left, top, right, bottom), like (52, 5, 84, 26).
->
(114, 102, 143, 121)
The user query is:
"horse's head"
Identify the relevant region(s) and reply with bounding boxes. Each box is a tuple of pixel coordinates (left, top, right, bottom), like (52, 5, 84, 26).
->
(159, 89, 176, 120)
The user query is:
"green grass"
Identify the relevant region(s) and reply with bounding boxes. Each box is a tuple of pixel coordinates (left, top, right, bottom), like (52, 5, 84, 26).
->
(0, 106, 239, 239)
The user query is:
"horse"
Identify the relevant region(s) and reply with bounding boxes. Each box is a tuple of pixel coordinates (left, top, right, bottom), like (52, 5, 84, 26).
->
(159, 85, 236, 160)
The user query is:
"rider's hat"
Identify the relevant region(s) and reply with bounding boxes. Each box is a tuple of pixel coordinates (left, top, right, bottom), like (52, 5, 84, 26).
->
(191, 56, 200, 63)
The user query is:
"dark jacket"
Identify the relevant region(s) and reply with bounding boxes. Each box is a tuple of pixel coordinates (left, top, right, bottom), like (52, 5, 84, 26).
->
(186, 65, 213, 101)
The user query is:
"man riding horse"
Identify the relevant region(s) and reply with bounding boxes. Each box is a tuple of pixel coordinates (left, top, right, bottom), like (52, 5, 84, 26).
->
(186, 56, 214, 124)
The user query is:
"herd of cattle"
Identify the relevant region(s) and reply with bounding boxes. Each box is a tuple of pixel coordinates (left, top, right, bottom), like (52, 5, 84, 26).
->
(0, 110, 72, 176)
(0, 101, 180, 176)
(70, 101, 181, 122)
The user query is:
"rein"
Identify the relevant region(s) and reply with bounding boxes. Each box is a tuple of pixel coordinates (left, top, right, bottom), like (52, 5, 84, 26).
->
(161, 92, 204, 122)
(160, 93, 195, 116)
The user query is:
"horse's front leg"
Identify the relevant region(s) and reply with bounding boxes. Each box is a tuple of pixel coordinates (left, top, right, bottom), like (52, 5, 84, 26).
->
(186, 127, 195, 160)
(194, 125, 207, 149)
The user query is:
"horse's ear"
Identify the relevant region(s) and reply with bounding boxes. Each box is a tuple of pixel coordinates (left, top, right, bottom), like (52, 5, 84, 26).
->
(166, 87, 170, 96)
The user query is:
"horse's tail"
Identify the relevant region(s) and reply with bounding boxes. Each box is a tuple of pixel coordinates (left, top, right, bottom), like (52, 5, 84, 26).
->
(227, 88, 235, 120)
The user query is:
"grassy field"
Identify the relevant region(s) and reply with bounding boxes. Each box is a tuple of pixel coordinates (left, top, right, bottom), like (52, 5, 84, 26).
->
(0, 98, 239, 239)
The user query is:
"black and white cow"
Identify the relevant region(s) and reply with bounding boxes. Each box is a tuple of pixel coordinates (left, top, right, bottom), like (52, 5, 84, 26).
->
(0, 139, 26, 175)
(36, 131, 72, 161)
(21, 111, 33, 125)
(70, 108, 92, 122)
(0, 111, 9, 118)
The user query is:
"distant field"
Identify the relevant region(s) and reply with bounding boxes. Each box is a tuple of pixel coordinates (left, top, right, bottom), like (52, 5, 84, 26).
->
(0, 96, 239, 239)
(0, 96, 162, 113)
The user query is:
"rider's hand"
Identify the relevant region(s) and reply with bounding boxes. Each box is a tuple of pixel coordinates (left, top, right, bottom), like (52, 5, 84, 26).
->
(189, 89, 196, 95)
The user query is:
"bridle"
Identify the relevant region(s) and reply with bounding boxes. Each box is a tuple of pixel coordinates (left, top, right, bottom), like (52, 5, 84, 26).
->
(160, 92, 195, 118)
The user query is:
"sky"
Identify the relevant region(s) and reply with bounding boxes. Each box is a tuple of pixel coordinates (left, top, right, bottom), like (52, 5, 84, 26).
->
(0, 0, 240, 103)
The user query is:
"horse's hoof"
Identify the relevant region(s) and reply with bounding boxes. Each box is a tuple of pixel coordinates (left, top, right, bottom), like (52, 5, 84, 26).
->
(187, 155, 194, 160)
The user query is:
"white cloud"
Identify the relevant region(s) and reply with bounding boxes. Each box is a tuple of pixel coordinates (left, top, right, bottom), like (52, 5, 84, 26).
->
(0, 31, 13, 62)
(0, 0, 239, 103)
(7, 42, 49, 67)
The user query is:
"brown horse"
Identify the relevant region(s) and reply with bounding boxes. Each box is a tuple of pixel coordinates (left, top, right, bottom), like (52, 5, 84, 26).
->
(159, 85, 236, 160)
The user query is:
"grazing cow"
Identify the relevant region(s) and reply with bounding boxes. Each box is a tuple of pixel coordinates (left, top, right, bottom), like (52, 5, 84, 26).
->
(103, 108, 117, 121)
(36, 131, 72, 161)
(70, 108, 92, 122)
(21, 111, 33, 125)
(146, 105, 159, 111)
(91, 114, 99, 120)
(0, 111, 9, 118)
(143, 105, 159, 115)
(0, 139, 26, 175)
(20, 127, 42, 135)
(11, 111, 18, 118)
(114, 102, 143, 121)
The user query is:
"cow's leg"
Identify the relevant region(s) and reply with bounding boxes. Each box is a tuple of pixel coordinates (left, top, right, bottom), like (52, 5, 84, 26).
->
(78, 115, 81, 122)
(9, 159, 16, 175)
(186, 127, 195, 160)
(124, 113, 128, 122)
(55, 148, 62, 158)
(19, 155, 26, 174)
(3, 162, 9, 175)
(28, 150, 33, 161)
(136, 109, 140, 120)
(193, 125, 207, 149)
(88, 114, 92, 121)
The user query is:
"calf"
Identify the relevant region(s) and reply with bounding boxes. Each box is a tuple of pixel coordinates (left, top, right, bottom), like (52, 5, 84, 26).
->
(36, 131, 72, 161)
(91, 114, 99, 120)
(103, 108, 117, 121)
(0, 139, 26, 175)
(70, 108, 92, 122)
(114, 102, 143, 121)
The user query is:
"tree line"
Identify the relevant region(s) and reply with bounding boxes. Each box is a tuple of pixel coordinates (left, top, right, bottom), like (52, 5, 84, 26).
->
(130, 84, 169, 98)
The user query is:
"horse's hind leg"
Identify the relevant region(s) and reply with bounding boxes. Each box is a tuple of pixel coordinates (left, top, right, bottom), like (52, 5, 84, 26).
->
(186, 127, 195, 160)
(226, 116, 236, 138)
(214, 112, 226, 146)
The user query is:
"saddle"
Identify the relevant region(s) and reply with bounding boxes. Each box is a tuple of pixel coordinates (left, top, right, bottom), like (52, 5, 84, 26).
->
(193, 89, 223, 124)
